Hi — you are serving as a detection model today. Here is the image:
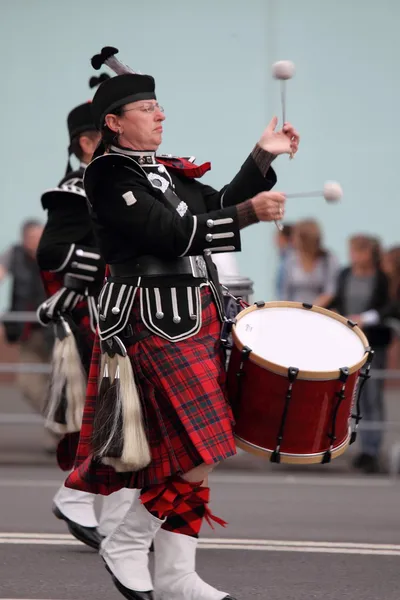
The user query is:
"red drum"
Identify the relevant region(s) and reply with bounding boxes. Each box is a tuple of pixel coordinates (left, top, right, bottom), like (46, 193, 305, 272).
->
(227, 301, 371, 464)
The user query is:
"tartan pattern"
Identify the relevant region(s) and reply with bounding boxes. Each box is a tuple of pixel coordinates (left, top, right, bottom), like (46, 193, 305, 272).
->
(40, 270, 64, 298)
(140, 476, 201, 519)
(156, 157, 211, 179)
(57, 432, 80, 471)
(40, 269, 96, 471)
(65, 287, 236, 495)
(160, 484, 227, 538)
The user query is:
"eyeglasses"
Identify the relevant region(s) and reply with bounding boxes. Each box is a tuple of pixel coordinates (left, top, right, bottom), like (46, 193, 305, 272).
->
(123, 103, 164, 115)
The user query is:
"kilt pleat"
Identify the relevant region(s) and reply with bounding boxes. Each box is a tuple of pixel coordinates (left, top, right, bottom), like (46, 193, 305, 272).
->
(66, 287, 236, 494)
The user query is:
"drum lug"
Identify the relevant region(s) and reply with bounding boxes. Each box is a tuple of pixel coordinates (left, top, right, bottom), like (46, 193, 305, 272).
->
(270, 366, 299, 464)
(350, 349, 374, 444)
(220, 319, 234, 348)
(270, 450, 281, 464)
(322, 450, 332, 464)
(347, 319, 357, 328)
(239, 346, 252, 369)
(323, 367, 350, 462)
(366, 347, 374, 364)
(302, 302, 313, 310)
(255, 300, 266, 308)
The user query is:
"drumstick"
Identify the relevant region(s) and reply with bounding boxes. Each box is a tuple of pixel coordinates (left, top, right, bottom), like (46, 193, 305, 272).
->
(280, 80, 287, 125)
(275, 183, 342, 231)
(272, 60, 295, 157)
(286, 182, 343, 203)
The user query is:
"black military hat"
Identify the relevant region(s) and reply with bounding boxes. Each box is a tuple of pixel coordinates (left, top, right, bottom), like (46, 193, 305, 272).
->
(91, 73, 156, 130)
(67, 102, 95, 142)
(67, 73, 110, 142)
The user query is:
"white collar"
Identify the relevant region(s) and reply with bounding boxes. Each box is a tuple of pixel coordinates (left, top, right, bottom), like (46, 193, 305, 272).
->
(110, 145, 156, 165)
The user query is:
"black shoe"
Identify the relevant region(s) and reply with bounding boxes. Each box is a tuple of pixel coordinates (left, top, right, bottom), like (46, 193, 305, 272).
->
(352, 453, 370, 469)
(105, 563, 154, 600)
(53, 504, 103, 551)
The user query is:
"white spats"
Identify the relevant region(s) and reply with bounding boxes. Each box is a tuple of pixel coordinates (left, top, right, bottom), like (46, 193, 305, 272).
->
(53, 484, 98, 528)
(154, 529, 229, 600)
(98, 488, 139, 537)
(323, 181, 343, 203)
(272, 60, 296, 80)
(101, 500, 165, 593)
(122, 191, 137, 206)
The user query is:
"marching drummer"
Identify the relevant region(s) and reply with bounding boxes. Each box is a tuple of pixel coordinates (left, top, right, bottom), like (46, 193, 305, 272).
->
(66, 54, 300, 600)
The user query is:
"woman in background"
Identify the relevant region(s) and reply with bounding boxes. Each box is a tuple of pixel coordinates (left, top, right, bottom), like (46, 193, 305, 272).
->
(330, 235, 392, 474)
(379, 246, 400, 323)
(280, 219, 338, 307)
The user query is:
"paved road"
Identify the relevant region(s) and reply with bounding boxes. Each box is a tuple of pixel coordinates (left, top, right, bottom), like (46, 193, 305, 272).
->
(1, 385, 400, 599)
(1, 466, 400, 600)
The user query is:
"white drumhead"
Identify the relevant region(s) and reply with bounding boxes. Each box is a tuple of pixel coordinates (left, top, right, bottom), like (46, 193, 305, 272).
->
(235, 306, 366, 372)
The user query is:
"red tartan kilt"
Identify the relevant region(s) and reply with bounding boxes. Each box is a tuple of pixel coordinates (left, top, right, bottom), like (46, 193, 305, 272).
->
(66, 287, 236, 495)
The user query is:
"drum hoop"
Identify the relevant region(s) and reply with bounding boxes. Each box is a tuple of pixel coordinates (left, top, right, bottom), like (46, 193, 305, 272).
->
(232, 301, 369, 381)
(235, 428, 351, 464)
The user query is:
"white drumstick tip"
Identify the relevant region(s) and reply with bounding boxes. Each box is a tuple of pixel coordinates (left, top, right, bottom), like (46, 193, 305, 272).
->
(323, 181, 343, 203)
(272, 60, 295, 80)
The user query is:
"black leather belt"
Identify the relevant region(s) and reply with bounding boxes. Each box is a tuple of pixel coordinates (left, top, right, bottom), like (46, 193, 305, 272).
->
(109, 255, 208, 279)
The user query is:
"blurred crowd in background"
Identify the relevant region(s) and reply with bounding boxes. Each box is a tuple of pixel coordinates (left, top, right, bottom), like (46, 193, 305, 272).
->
(275, 220, 400, 474)
(1, 217, 400, 473)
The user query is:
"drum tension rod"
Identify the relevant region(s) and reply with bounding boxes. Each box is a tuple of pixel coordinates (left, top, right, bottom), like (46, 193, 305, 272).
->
(350, 348, 374, 444)
(322, 366, 350, 464)
(235, 346, 252, 409)
(220, 319, 235, 349)
(270, 367, 299, 464)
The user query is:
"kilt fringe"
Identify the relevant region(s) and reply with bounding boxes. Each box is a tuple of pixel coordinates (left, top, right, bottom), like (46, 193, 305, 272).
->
(92, 349, 151, 472)
(92, 362, 123, 458)
(44, 318, 86, 434)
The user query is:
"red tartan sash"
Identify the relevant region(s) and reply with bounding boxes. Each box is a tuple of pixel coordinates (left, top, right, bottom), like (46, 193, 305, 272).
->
(156, 156, 211, 179)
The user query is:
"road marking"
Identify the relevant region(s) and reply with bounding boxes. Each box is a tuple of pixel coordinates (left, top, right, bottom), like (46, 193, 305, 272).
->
(0, 533, 72, 538)
(199, 544, 400, 556)
(210, 473, 397, 487)
(1, 534, 400, 556)
(0, 474, 396, 488)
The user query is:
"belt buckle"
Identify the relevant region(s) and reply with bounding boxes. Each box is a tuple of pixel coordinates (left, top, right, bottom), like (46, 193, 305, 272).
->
(190, 256, 208, 279)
